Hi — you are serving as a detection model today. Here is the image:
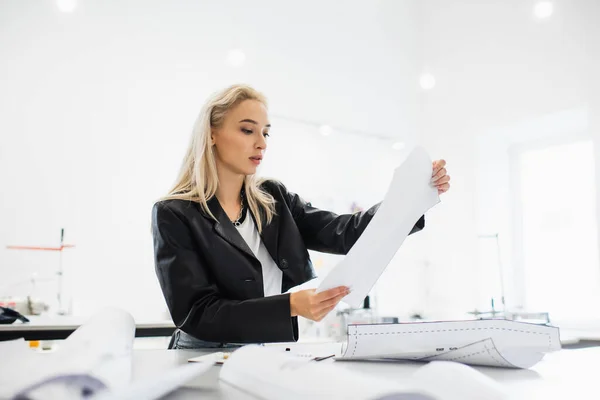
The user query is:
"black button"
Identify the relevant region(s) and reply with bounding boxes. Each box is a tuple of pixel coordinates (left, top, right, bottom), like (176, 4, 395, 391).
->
(280, 259, 288, 269)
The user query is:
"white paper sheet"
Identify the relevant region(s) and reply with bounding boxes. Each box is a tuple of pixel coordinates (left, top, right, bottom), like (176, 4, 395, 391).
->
(92, 362, 212, 400)
(262, 341, 346, 358)
(188, 342, 345, 364)
(411, 361, 507, 400)
(0, 307, 135, 399)
(219, 344, 508, 400)
(1, 309, 212, 400)
(341, 320, 561, 369)
(316, 146, 440, 307)
(219, 345, 430, 400)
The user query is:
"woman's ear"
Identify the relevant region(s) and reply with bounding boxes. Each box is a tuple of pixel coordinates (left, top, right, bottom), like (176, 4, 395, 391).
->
(210, 129, 216, 146)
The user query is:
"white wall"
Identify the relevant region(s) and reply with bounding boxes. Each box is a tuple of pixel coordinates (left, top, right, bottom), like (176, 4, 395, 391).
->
(477, 108, 589, 309)
(406, 0, 600, 320)
(1, 0, 599, 324)
(0, 0, 422, 319)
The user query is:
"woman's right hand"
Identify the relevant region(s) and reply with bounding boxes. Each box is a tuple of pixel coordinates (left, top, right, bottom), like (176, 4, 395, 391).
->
(289, 286, 350, 321)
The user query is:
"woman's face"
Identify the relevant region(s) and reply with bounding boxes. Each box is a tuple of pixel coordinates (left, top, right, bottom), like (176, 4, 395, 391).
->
(211, 99, 270, 176)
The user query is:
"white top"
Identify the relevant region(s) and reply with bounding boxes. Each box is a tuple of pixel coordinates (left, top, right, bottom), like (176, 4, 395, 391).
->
(235, 213, 283, 297)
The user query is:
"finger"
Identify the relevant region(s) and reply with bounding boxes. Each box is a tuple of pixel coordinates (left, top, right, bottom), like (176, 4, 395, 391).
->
(315, 303, 338, 321)
(432, 168, 447, 181)
(432, 159, 446, 175)
(437, 183, 450, 194)
(315, 286, 349, 302)
(434, 175, 450, 185)
(316, 286, 348, 302)
(315, 292, 347, 312)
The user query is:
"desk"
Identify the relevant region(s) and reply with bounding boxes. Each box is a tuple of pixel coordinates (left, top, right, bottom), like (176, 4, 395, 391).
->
(130, 347, 600, 399)
(559, 328, 600, 349)
(0, 316, 175, 341)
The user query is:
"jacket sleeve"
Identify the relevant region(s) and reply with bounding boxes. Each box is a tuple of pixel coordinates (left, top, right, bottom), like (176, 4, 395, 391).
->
(280, 184, 425, 255)
(152, 202, 298, 343)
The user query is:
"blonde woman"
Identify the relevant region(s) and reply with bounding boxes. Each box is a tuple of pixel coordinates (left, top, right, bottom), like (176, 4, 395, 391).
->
(152, 85, 451, 349)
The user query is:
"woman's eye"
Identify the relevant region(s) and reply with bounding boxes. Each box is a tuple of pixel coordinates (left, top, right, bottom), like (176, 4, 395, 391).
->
(241, 128, 253, 134)
(263, 132, 270, 138)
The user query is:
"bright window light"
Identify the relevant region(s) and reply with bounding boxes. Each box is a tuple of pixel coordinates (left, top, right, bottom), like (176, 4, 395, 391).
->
(517, 139, 600, 320)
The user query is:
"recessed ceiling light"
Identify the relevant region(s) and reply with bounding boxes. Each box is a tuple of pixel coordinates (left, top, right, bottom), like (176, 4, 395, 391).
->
(56, 0, 77, 13)
(319, 125, 333, 136)
(227, 49, 246, 68)
(534, 1, 553, 19)
(419, 73, 436, 90)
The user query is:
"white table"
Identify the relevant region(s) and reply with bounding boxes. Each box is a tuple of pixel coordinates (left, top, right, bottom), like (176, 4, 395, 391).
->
(0, 315, 175, 341)
(559, 328, 600, 348)
(130, 347, 600, 399)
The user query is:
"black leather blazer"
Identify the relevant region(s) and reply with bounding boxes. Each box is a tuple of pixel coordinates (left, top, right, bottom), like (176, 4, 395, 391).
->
(151, 180, 425, 344)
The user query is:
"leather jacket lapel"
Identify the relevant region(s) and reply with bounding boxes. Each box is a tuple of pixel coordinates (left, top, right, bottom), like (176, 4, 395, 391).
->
(207, 197, 257, 261)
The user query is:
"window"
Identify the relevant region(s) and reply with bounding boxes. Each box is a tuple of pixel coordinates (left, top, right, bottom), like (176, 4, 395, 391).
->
(514, 139, 600, 320)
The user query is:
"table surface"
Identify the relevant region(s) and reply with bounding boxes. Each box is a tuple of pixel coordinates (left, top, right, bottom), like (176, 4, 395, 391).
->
(0, 315, 176, 340)
(3, 315, 599, 340)
(129, 346, 600, 400)
(0, 315, 175, 330)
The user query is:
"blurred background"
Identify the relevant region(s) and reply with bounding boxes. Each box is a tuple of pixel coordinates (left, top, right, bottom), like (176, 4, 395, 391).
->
(1, 0, 599, 342)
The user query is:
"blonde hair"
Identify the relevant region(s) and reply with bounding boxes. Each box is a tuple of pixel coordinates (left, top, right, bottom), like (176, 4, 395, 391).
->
(162, 84, 276, 232)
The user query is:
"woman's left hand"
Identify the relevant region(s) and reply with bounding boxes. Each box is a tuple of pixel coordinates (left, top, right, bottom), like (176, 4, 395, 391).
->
(432, 159, 451, 195)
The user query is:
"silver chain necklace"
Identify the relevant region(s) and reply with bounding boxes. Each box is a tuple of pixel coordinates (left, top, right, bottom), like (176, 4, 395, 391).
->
(232, 191, 245, 227)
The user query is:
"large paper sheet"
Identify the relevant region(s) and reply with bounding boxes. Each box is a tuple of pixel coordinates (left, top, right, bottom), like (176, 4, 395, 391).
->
(0, 308, 212, 400)
(220, 344, 428, 400)
(92, 362, 212, 400)
(0, 307, 135, 399)
(188, 341, 345, 364)
(219, 344, 507, 400)
(316, 146, 440, 307)
(341, 320, 561, 369)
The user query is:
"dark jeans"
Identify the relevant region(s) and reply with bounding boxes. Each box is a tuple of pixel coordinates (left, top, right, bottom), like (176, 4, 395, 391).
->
(168, 329, 243, 350)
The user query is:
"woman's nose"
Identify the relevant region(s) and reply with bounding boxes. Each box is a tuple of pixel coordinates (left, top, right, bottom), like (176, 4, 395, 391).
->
(257, 134, 267, 149)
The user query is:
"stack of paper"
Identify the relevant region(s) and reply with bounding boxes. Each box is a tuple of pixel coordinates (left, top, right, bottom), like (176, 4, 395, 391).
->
(340, 319, 561, 369)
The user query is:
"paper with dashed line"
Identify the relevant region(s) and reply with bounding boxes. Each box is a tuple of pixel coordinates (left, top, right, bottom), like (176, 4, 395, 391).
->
(340, 319, 560, 369)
